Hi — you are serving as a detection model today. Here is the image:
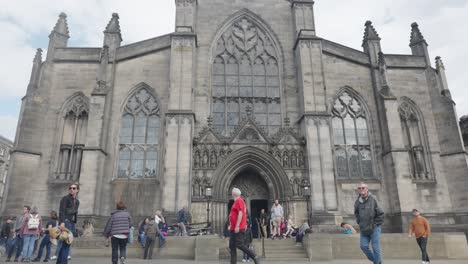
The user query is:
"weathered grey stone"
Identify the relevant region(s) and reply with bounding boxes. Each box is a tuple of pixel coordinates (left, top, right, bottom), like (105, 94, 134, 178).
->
(2, 0, 468, 236)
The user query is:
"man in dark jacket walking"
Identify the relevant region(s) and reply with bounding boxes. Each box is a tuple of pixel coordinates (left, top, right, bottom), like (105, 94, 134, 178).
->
(53, 183, 80, 261)
(354, 182, 384, 264)
(104, 201, 133, 264)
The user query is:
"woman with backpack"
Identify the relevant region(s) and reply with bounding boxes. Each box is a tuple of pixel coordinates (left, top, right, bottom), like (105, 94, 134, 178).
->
(21, 206, 42, 262)
(103, 201, 133, 264)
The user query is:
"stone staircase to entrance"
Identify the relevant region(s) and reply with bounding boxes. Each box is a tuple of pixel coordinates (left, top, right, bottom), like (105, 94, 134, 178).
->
(253, 238, 309, 261)
(220, 238, 309, 262)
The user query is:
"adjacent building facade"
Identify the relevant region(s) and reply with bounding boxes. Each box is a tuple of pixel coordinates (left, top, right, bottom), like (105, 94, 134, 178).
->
(3, 0, 468, 234)
(0, 135, 13, 207)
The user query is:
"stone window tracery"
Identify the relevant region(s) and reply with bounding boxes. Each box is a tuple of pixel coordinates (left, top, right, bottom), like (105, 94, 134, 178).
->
(332, 92, 373, 179)
(212, 17, 281, 136)
(56, 94, 89, 181)
(118, 88, 160, 179)
(399, 100, 430, 180)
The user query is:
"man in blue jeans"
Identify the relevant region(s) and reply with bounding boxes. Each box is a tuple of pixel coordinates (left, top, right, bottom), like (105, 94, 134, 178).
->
(5, 205, 30, 262)
(51, 183, 80, 262)
(354, 182, 384, 264)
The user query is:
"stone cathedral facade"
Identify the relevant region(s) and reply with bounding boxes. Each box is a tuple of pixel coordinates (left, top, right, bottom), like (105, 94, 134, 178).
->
(3, 0, 468, 234)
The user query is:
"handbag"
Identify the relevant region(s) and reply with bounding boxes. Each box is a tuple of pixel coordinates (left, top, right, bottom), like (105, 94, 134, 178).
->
(127, 227, 135, 244)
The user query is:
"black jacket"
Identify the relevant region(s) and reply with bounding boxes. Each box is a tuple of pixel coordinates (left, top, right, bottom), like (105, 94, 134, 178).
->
(354, 193, 384, 234)
(59, 194, 80, 224)
(1, 222, 12, 238)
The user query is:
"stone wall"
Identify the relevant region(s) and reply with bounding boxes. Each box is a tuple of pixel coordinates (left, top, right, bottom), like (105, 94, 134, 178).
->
(303, 233, 468, 260)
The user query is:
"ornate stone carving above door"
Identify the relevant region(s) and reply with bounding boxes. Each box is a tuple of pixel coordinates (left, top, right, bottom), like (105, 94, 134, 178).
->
(229, 170, 269, 200)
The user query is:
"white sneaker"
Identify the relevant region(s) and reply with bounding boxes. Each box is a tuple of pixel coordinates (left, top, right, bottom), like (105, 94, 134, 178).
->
(68, 256, 71, 260)
(50, 256, 57, 260)
(242, 260, 247, 263)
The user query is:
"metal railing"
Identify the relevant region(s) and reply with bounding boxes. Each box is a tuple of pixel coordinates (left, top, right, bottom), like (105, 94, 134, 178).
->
(256, 219, 266, 258)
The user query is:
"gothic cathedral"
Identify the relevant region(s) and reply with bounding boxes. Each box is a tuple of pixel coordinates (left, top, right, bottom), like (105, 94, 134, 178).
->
(3, 0, 468, 234)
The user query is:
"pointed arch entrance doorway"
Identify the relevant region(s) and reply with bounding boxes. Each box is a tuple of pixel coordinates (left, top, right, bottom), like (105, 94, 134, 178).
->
(201, 146, 292, 234)
(228, 168, 271, 228)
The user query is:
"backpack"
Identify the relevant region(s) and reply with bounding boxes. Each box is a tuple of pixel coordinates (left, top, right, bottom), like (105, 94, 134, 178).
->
(28, 214, 40, 230)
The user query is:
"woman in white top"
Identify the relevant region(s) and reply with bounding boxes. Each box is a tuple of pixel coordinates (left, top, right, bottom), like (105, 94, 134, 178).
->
(283, 215, 296, 238)
(154, 210, 166, 247)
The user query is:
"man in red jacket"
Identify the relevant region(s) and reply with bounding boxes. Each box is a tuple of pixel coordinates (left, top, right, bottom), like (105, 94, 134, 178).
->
(229, 188, 260, 264)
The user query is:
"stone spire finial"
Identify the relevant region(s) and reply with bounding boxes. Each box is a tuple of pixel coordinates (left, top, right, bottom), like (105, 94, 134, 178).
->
(105, 13, 121, 36)
(50, 12, 70, 38)
(378, 52, 395, 98)
(362, 20, 381, 47)
(103, 13, 122, 51)
(435, 56, 451, 98)
(410, 22, 427, 47)
(28, 49, 44, 91)
(33, 48, 43, 63)
(435, 56, 445, 71)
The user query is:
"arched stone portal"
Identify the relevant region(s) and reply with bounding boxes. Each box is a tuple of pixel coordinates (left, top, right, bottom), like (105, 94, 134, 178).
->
(208, 146, 292, 234)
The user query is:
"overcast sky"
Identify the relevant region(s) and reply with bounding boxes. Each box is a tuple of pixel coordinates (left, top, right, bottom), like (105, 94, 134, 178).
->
(1, 0, 467, 141)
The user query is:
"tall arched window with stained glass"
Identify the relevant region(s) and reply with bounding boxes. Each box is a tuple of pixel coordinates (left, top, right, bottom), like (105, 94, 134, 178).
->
(332, 91, 373, 179)
(118, 87, 161, 179)
(212, 16, 281, 136)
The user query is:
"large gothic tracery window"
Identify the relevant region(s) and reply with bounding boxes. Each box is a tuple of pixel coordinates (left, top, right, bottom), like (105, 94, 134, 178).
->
(56, 94, 89, 181)
(399, 100, 430, 180)
(212, 17, 281, 136)
(118, 88, 160, 179)
(332, 92, 373, 179)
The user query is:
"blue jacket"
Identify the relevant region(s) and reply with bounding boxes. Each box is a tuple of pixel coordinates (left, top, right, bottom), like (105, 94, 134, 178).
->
(178, 209, 187, 223)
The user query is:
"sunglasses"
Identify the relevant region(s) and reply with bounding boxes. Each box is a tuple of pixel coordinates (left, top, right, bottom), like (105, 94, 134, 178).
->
(69, 187, 78, 190)
(357, 187, 367, 190)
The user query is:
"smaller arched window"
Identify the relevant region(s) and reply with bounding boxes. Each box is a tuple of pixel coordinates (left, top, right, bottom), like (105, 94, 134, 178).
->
(56, 94, 89, 181)
(398, 100, 431, 180)
(118, 87, 161, 179)
(332, 91, 373, 179)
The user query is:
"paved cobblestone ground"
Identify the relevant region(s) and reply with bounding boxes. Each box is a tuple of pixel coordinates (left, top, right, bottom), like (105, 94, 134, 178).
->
(61, 258, 468, 264)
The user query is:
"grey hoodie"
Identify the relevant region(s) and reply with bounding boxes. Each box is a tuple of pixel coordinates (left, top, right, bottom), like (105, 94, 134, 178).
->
(354, 192, 384, 235)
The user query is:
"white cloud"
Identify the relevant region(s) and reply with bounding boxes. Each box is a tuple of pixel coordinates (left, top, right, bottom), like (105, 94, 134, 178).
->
(315, 0, 468, 116)
(0, 0, 467, 141)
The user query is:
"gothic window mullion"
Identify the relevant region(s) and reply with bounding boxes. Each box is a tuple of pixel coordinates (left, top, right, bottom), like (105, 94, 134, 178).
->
(341, 117, 351, 179)
(67, 117, 79, 180)
(353, 117, 365, 179)
(224, 59, 228, 134)
(404, 119, 416, 177)
(264, 62, 270, 132)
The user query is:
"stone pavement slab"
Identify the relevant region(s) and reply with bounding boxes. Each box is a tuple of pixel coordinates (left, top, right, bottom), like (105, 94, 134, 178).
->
(65, 258, 468, 264)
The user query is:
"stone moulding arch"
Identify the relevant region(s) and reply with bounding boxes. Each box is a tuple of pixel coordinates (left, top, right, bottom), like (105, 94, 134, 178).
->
(119, 82, 161, 114)
(211, 146, 292, 200)
(208, 8, 285, 69)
